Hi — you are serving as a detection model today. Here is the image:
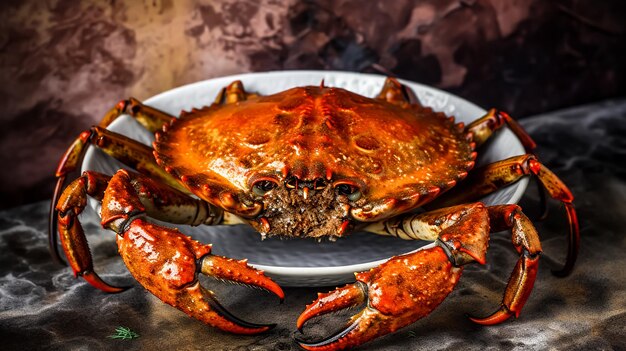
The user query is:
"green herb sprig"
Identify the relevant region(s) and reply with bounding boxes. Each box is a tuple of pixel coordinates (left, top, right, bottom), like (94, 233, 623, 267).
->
(109, 326, 140, 340)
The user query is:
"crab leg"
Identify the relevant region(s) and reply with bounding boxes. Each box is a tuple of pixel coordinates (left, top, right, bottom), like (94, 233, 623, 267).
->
(375, 77, 419, 105)
(468, 204, 542, 325)
(101, 169, 283, 334)
(429, 154, 579, 276)
(50, 123, 185, 263)
(55, 171, 123, 292)
(54, 126, 187, 199)
(466, 108, 536, 151)
(56, 169, 223, 292)
(99, 98, 175, 133)
(297, 203, 541, 350)
(213, 80, 258, 104)
(464, 109, 547, 219)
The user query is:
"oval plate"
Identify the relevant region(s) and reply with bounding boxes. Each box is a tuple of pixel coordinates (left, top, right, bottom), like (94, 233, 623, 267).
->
(83, 70, 528, 287)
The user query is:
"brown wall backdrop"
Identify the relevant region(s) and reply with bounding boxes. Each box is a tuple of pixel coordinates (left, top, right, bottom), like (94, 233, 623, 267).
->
(0, 0, 624, 208)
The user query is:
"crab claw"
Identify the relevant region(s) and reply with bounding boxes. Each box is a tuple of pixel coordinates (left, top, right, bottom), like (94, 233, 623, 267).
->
(116, 218, 284, 334)
(296, 246, 463, 350)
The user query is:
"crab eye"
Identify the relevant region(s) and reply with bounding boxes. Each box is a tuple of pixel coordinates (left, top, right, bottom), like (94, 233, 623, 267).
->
(314, 178, 327, 190)
(252, 180, 277, 196)
(285, 176, 298, 189)
(336, 183, 361, 201)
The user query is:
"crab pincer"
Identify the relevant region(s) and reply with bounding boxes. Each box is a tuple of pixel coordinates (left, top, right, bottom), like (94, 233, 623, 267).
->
(296, 245, 463, 350)
(96, 169, 284, 334)
(116, 218, 284, 334)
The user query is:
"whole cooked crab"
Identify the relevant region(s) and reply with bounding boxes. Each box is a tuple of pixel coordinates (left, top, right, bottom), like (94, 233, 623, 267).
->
(50, 77, 579, 350)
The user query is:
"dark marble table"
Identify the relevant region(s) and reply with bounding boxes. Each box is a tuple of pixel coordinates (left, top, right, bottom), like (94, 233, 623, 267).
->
(1, 100, 625, 350)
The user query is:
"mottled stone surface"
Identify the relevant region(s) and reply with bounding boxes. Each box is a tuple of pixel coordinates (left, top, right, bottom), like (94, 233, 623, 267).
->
(0, 101, 625, 350)
(1, 0, 625, 208)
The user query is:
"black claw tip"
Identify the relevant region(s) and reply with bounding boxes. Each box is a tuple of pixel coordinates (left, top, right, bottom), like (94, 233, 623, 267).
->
(204, 287, 276, 332)
(82, 271, 129, 293)
(294, 319, 359, 348)
(551, 265, 574, 277)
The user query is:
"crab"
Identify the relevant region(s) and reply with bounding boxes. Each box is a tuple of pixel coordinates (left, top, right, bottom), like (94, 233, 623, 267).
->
(50, 77, 579, 350)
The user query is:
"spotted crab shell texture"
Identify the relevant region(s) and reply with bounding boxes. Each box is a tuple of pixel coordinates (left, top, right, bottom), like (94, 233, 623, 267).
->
(154, 85, 475, 221)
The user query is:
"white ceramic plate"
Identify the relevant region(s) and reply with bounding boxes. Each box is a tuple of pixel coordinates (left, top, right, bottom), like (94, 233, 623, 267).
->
(83, 71, 528, 287)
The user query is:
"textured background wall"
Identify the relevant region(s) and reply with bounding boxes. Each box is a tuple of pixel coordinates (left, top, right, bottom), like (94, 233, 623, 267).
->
(0, 0, 624, 208)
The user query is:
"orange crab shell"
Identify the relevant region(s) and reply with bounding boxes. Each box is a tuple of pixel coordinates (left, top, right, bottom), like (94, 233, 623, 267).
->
(153, 84, 476, 222)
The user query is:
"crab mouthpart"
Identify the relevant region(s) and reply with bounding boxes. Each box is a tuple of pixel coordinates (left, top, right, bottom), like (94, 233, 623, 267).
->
(251, 186, 350, 238)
